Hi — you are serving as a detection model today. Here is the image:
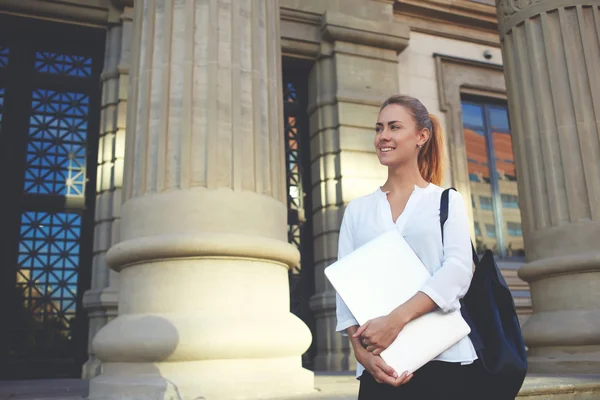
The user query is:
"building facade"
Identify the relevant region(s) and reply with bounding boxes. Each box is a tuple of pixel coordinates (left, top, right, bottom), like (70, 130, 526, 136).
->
(0, 0, 598, 399)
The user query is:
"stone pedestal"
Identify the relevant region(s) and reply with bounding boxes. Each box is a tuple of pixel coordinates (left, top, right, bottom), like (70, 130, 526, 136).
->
(88, 1, 313, 399)
(81, 4, 132, 380)
(308, 11, 409, 371)
(496, 0, 600, 374)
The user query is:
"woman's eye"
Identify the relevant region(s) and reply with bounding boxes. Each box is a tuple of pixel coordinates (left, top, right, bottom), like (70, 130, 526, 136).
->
(391, 125, 401, 130)
(375, 127, 382, 133)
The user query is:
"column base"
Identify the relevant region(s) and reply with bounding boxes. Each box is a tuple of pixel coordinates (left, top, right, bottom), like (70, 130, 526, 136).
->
(88, 359, 315, 400)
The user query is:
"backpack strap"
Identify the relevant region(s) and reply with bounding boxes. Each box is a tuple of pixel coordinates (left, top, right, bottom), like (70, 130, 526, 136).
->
(440, 188, 479, 264)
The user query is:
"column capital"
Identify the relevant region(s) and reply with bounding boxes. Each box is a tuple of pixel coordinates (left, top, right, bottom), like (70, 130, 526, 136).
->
(320, 11, 410, 52)
(496, 0, 597, 37)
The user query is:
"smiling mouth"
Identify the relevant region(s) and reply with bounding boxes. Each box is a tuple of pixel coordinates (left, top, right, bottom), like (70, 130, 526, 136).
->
(379, 147, 395, 153)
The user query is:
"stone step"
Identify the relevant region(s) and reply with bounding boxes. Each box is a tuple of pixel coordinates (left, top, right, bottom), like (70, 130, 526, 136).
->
(1, 374, 599, 400)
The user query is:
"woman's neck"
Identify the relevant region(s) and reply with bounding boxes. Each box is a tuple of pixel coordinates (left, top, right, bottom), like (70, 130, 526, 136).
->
(381, 164, 428, 194)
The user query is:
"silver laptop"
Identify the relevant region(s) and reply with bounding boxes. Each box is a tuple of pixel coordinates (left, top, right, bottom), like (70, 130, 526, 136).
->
(325, 229, 470, 375)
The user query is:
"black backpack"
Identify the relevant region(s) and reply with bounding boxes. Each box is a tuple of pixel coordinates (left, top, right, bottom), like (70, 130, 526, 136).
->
(440, 188, 527, 399)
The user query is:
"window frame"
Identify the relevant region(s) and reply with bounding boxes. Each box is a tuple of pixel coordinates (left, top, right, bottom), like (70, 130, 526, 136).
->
(461, 96, 523, 260)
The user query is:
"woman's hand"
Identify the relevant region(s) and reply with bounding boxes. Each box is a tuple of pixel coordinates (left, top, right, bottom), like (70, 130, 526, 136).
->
(357, 351, 413, 387)
(353, 314, 408, 355)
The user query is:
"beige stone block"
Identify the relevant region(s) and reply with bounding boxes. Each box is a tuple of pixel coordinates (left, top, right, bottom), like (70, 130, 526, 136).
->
(406, 76, 439, 102)
(94, 222, 111, 254)
(313, 230, 340, 265)
(310, 128, 340, 160)
(309, 105, 338, 136)
(311, 158, 336, 190)
(406, 52, 437, 80)
(116, 102, 128, 129)
(111, 189, 122, 219)
(409, 32, 503, 64)
(311, 206, 345, 238)
(333, 41, 398, 62)
(337, 102, 380, 129)
(339, 126, 376, 153)
(280, 0, 391, 21)
(312, 178, 343, 212)
(118, 74, 129, 101)
(113, 158, 124, 188)
(335, 53, 399, 102)
(281, 18, 320, 45)
(102, 133, 115, 163)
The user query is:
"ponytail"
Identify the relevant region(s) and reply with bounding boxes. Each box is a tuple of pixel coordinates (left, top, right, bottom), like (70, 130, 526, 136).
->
(418, 114, 445, 185)
(380, 95, 445, 185)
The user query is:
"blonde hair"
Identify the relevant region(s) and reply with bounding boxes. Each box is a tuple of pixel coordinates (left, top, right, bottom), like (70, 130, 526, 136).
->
(380, 95, 445, 185)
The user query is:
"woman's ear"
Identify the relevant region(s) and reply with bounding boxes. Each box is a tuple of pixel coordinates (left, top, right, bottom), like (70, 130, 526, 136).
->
(418, 128, 430, 147)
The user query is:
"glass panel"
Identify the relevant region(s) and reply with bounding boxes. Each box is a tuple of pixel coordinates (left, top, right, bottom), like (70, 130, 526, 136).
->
(0, 46, 8, 68)
(23, 89, 89, 196)
(492, 130, 524, 256)
(464, 123, 498, 255)
(501, 194, 519, 208)
(479, 196, 493, 210)
(461, 102, 484, 127)
(488, 106, 510, 131)
(35, 51, 92, 77)
(11, 211, 81, 358)
(507, 222, 523, 237)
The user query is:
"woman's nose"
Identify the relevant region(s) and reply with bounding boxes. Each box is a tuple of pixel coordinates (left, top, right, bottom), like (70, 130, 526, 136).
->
(380, 127, 391, 140)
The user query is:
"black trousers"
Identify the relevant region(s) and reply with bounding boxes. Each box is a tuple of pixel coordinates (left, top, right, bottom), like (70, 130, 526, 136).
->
(358, 360, 490, 400)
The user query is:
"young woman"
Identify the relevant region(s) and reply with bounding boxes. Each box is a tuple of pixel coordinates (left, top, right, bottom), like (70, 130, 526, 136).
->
(335, 95, 485, 399)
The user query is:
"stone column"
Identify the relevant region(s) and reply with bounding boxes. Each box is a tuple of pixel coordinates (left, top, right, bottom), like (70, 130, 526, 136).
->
(308, 11, 409, 371)
(81, 3, 132, 380)
(88, 1, 313, 399)
(495, 0, 600, 374)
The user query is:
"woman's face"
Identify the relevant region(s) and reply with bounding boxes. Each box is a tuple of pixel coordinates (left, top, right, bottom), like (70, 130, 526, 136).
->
(374, 104, 427, 167)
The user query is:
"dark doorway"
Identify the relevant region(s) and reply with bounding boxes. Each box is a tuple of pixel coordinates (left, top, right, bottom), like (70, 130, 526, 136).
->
(0, 15, 104, 379)
(282, 58, 316, 369)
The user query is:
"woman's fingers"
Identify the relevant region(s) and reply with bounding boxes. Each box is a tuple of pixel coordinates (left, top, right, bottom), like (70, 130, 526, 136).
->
(391, 371, 414, 387)
(374, 358, 398, 379)
(353, 321, 370, 338)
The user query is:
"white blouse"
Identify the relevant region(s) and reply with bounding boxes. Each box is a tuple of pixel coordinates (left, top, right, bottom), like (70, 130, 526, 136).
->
(335, 183, 478, 379)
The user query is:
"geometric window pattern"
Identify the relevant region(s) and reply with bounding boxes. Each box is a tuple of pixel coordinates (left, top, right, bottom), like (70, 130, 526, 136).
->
(15, 211, 81, 342)
(24, 89, 89, 196)
(35, 51, 92, 77)
(284, 81, 303, 274)
(283, 76, 315, 369)
(0, 46, 8, 68)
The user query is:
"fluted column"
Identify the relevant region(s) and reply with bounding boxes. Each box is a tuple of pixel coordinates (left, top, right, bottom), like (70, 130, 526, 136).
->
(88, 1, 313, 399)
(81, 4, 132, 380)
(496, 0, 600, 373)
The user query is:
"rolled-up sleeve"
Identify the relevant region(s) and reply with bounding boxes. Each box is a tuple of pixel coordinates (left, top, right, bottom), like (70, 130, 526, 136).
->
(420, 190, 473, 313)
(335, 204, 359, 333)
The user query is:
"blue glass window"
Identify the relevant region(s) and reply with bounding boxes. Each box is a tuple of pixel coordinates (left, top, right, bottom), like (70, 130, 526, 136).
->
(479, 196, 493, 210)
(502, 194, 519, 209)
(0, 46, 8, 68)
(463, 99, 524, 258)
(35, 51, 92, 77)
